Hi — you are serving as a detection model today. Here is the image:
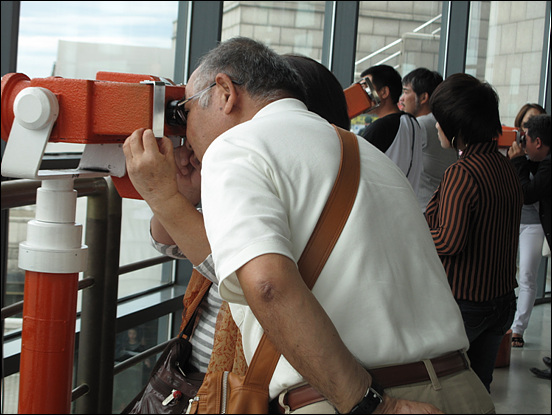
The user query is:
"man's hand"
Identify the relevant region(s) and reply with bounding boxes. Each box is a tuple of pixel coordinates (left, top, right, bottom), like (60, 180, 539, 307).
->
(374, 395, 444, 414)
(123, 128, 180, 209)
(508, 140, 525, 160)
(174, 144, 201, 206)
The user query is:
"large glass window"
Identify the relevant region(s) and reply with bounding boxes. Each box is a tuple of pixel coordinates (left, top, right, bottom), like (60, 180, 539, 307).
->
(352, 1, 442, 132)
(466, 1, 548, 126)
(7, 1, 180, 319)
(18, 1, 177, 80)
(222, 1, 326, 58)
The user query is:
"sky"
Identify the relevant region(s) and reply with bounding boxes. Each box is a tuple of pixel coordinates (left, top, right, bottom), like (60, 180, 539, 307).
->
(17, 1, 179, 78)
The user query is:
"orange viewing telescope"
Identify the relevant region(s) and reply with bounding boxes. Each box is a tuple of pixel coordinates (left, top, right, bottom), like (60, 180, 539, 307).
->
(1, 71, 187, 198)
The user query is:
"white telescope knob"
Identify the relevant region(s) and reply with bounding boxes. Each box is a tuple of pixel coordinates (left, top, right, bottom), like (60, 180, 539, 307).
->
(14, 87, 59, 130)
(2, 86, 60, 179)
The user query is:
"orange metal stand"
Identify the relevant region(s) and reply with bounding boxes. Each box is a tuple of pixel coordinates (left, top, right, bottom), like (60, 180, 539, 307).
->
(18, 271, 79, 414)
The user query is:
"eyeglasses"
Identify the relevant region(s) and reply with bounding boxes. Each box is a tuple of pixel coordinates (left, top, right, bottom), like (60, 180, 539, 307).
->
(166, 79, 243, 127)
(169, 82, 216, 126)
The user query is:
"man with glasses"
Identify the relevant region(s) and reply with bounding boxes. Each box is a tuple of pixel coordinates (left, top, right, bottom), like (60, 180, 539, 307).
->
(123, 37, 494, 414)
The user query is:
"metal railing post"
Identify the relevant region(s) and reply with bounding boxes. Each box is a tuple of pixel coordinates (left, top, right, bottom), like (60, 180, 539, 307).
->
(97, 178, 123, 414)
(75, 178, 108, 414)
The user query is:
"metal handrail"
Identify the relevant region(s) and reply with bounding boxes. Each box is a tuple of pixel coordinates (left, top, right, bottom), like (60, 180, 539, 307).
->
(1, 177, 182, 413)
(1, 177, 111, 414)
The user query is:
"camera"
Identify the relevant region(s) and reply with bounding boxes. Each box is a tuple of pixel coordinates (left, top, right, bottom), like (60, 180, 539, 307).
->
(516, 130, 526, 147)
(343, 76, 381, 119)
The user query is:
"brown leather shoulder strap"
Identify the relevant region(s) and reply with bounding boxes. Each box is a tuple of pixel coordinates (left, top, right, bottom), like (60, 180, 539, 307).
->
(298, 126, 360, 289)
(244, 125, 361, 388)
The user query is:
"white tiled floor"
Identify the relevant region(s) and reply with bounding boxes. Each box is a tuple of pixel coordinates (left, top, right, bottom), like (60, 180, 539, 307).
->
(491, 256, 551, 415)
(492, 300, 551, 414)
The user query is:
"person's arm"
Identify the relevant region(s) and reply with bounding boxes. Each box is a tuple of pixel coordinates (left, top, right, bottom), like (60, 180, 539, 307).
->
(510, 156, 550, 205)
(236, 253, 443, 414)
(428, 164, 476, 255)
(150, 137, 203, 245)
(123, 128, 211, 265)
(150, 215, 176, 246)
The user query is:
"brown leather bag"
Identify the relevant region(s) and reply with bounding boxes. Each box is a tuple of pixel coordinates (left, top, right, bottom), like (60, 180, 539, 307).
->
(186, 126, 360, 414)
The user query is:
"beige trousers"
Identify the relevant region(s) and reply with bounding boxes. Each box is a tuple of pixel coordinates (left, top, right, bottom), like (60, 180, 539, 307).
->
(273, 367, 495, 414)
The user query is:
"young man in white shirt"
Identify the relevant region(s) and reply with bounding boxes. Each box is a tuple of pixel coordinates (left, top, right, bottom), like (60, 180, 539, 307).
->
(399, 68, 458, 212)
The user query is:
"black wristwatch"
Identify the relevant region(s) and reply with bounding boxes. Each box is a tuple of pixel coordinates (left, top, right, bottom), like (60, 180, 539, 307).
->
(349, 380, 384, 414)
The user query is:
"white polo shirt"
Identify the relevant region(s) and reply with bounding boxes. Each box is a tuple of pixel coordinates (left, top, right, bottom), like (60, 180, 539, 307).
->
(201, 98, 468, 398)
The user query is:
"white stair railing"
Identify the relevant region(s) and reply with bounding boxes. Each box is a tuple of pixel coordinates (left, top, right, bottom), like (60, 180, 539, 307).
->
(355, 14, 442, 68)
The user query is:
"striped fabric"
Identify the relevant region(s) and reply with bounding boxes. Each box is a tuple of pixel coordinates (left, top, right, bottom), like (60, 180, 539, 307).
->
(189, 285, 223, 373)
(149, 233, 221, 372)
(425, 141, 523, 302)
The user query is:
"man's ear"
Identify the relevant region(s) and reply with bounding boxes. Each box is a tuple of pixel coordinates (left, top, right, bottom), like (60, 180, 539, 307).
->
(418, 92, 429, 105)
(214, 73, 238, 115)
(379, 86, 390, 100)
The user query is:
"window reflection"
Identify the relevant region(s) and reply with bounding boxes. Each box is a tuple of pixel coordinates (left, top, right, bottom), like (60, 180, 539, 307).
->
(112, 318, 169, 413)
(10, 1, 180, 307)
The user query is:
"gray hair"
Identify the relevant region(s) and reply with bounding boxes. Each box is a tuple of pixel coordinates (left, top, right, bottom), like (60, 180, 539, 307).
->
(193, 37, 307, 107)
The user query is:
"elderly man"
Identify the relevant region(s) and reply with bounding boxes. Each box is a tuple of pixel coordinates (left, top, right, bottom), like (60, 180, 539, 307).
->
(123, 37, 493, 414)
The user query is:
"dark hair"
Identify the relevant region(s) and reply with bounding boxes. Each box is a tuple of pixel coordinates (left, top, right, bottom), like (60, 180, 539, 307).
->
(283, 54, 350, 130)
(524, 114, 551, 147)
(360, 65, 402, 104)
(195, 36, 307, 105)
(514, 103, 546, 128)
(430, 73, 502, 148)
(402, 68, 443, 98)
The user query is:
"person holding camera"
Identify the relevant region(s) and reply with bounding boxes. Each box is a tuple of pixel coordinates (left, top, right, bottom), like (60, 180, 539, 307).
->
(508, 113, 551, 266)
(508, 113, 551, 381)
(508, 104, 547, 349)
(425, 73, 524, 393)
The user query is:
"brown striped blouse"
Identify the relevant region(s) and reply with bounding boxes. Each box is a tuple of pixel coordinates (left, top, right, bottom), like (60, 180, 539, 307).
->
(425, 141, 523, 302)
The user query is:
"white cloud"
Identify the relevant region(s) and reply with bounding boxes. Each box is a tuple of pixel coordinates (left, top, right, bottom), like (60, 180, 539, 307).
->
(17, 1, 178, 77)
